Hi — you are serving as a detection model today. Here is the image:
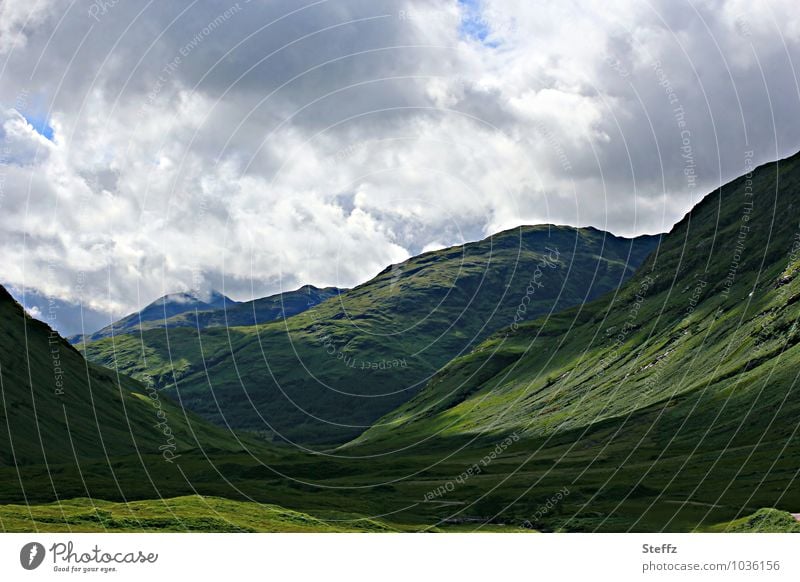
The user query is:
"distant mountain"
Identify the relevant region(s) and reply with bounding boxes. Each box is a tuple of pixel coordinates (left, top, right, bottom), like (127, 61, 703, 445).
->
(141, 285, 343, 331)
(78, 225, 659, 445)
(0, 284, 245, 466)
(69, 289, 238, 344)
(69, 286, 341, 345)
(148, 289, 233, 315)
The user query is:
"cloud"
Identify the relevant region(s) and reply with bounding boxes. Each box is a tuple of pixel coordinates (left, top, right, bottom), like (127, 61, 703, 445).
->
(0, 0, 798, 316)
(0, 108, 54, 165)
(25, 304, 42, 319)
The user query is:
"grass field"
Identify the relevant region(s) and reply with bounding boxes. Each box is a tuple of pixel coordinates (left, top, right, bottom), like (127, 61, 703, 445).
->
(0, 495, 396, 533)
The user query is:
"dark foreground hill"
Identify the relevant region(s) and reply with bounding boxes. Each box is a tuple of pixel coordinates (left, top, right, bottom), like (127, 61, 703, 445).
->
(0, 284, 245, 466)
(78, 226, 658, 445)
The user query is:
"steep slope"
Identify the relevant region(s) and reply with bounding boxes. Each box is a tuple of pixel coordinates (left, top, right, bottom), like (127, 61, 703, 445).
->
(79, 226, 658, 445)
(0, 284, 246, 467)
(351, 151, 800, 517)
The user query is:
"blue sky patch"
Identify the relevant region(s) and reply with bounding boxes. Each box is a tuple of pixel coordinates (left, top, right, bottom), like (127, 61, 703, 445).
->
(21, 111, 55, 141)
(458, 0, 498, 47)
(6, 285, 111, 337)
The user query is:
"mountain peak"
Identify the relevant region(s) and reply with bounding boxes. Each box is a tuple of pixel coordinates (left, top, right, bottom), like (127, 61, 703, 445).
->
(150, 289, 234, 309)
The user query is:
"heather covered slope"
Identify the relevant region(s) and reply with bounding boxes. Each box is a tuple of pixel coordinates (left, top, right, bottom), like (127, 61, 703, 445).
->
(79, 226, 658, 445)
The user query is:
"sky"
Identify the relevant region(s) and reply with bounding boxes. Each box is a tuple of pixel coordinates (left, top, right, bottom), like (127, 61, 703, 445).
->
(1, 0, 799, 336)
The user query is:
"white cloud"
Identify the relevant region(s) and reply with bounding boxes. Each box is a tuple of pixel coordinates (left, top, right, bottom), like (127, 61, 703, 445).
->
(25, 304, 42, 319)
(0, 0, 798, 315)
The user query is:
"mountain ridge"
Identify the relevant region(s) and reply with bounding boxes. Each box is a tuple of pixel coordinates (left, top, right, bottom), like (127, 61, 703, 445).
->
(78, 224, 660, 445)
(69, 284, 343, 345)
(350, 149, 800, 457)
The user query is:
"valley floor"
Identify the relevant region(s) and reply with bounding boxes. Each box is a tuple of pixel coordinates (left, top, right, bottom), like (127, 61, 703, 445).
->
(2, 495, 797, 533)
(0, 495, 397, 533)
(3, 417, 799, 533)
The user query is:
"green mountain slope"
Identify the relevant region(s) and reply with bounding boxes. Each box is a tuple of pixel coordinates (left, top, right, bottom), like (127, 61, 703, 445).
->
(0, 284, 388, 528)
(0, 284, 247, 467)
(79, 226, 658, 445)
(5, 154, 800, 533)
(337, 151, 800, 529)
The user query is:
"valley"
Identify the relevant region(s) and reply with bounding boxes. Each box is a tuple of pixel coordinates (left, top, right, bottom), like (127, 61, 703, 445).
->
(2, 152, 800, 532)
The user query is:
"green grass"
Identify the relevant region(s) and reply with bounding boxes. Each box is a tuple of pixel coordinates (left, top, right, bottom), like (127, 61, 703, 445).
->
(2, 429, 794, 533)
(701, 509, 800, 533)
(0, 495, 396, 532)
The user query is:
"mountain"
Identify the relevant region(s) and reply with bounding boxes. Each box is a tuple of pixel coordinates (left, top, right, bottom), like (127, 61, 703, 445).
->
(343, 151, 800, 529)
(69, 289, 238, 344)
(135, 285, 342, 331)
(353, 152, 800, 445)
(5, 152, 800, 533)
(69, 286, 342, 345)
(78, 226, 659, 445)
(0, 283, 245, 466)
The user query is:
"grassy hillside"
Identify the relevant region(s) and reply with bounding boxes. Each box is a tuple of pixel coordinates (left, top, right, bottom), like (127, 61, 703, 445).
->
(0, 284, 249, 466)
(79, 226, 658, 445)
(701, 508, 800, 532)
(356, 152, 800, 444)
(0, 282, 403, 531)
(337, 151, 800, 530)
